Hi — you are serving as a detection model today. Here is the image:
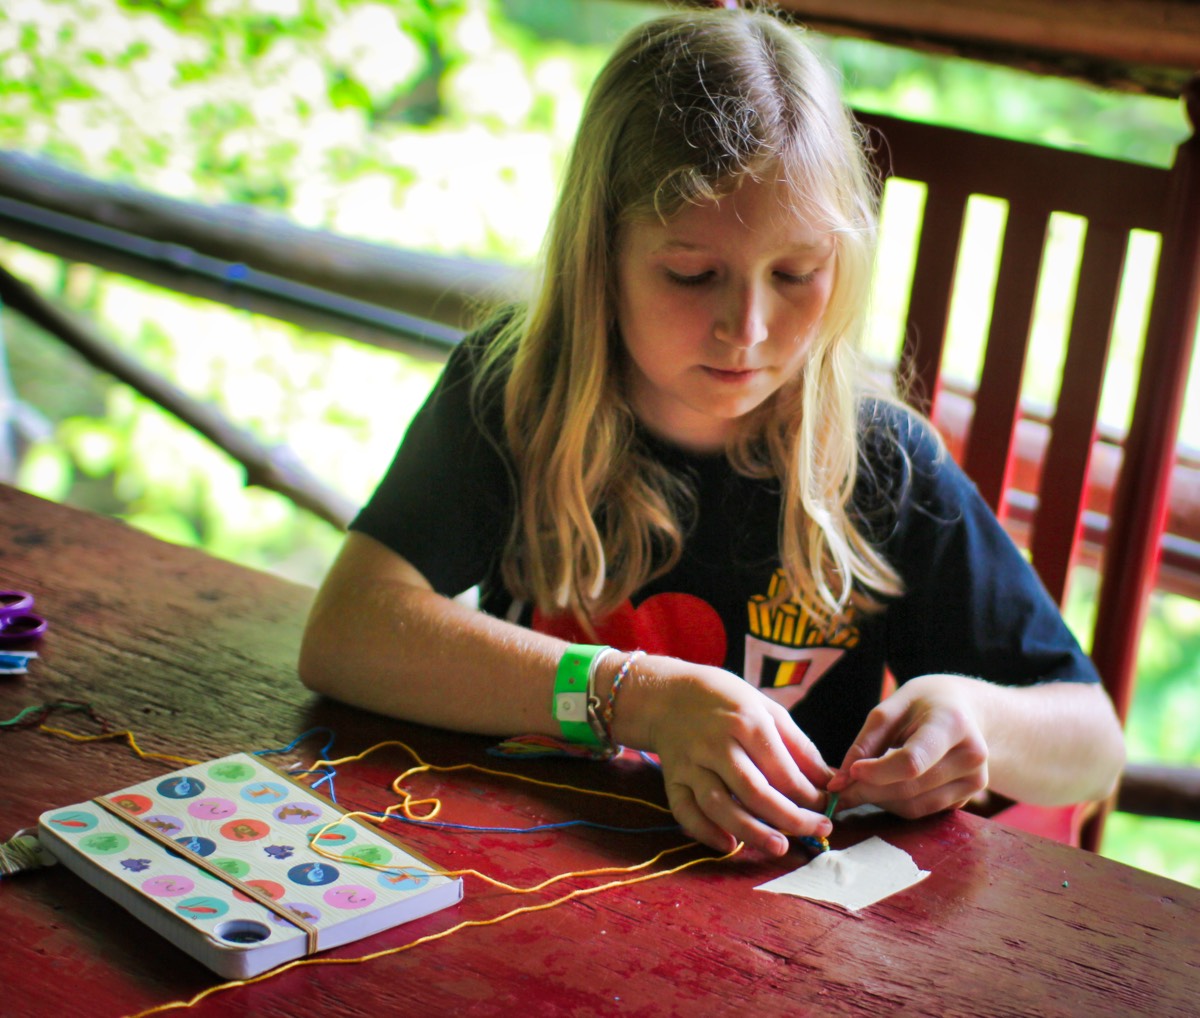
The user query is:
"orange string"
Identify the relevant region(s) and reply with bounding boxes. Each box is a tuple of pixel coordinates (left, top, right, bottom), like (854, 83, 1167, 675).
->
(38, 725, 202, 768)
(124, 841, 743, 1018)
(30, 726, 739, 1018)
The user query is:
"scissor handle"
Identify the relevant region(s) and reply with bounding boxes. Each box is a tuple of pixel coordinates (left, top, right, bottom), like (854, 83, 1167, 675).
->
(0, 612, 47, 644)
(0, 590, 35, 618)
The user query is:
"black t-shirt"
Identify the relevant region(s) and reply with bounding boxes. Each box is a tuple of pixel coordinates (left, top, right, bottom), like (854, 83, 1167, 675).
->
(353, 335, 1099, 763)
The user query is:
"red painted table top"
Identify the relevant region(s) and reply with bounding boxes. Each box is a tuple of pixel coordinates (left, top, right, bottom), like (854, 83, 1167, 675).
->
(1, 483, 1198, 1018)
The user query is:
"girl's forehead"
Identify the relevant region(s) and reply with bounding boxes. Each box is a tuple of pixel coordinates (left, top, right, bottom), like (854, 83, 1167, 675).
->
(629, 178, 837, 254)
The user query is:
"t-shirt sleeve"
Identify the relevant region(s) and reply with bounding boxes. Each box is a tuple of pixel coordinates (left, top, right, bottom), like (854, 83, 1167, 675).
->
(872, 408, 1100, 687)
(350, 336, 514, 598)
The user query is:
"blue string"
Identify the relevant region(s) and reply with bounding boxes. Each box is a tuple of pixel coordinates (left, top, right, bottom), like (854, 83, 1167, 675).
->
(254, 728, 676, 836)
(255, 728, 338, 802)
(368, 811, 680, 836)
(254, 727, 337, 760)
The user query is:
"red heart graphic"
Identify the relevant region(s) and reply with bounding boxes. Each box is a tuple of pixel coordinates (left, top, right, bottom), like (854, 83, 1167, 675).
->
(533, 592, 727, 667)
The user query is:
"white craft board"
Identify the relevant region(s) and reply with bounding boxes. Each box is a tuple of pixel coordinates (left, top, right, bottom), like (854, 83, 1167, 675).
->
(38, 752, 463, 978)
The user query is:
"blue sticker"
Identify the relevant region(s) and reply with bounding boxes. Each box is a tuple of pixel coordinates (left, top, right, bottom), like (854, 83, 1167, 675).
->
(287, 861, 339, 887)
(377, 867, 430, 892)
(240, 781, 287, 805)
(157, 775, 205, 799)
(174, 835, 217, 857)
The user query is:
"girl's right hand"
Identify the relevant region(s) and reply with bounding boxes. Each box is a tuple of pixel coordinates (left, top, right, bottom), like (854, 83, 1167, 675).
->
(618, 655, 834, 857)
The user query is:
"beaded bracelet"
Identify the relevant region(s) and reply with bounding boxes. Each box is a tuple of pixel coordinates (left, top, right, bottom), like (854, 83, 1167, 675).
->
(601, 649, 644, 744)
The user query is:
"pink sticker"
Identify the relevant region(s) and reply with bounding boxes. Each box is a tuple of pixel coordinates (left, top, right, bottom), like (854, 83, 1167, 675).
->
(143, 874, 196, 898)
(324, 885, 377, 910)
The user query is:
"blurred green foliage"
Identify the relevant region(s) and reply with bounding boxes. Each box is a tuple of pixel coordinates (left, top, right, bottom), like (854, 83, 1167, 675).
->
(1, 0, 1196, 884)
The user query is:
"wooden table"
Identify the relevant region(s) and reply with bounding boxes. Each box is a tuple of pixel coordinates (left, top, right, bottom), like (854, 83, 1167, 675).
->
(1, 483, 1198, 1018)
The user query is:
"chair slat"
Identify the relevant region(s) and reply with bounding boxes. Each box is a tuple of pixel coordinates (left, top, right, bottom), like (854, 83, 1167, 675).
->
(962, 207, 1049, 515)
(900, 185, 968, 416)
(1031, 225, 1129, 604)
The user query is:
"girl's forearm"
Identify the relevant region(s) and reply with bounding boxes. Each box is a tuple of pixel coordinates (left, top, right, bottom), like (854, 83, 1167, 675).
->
(974, 678, 1125, 805)
(299, 532, 569, 736)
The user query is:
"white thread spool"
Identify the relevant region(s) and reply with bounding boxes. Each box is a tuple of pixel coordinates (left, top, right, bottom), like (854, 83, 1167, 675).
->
(0, 829, 57, 877)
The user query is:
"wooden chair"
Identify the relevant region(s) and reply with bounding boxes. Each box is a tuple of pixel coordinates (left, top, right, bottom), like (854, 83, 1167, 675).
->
(855, 76, 1200, 851)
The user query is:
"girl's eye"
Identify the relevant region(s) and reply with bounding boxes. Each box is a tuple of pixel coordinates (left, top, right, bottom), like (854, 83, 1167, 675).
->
(775, 269, 818, 285)
(665, 270, 714, 287)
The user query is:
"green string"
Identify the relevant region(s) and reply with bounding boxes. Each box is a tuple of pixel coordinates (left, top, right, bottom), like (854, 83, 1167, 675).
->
(0, 700, 99, 728)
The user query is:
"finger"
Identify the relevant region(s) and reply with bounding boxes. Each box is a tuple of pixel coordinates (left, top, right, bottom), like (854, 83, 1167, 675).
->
(847, 743, 989, 811)
(718, 746, 832, 842)
(828, 698, 911, 792)
(764, 701, 834, 791)
(671, 767, 796, 856)
(869, 775, 986, 820)
(850, 715, 983, 789)
(663, 780, 738, 855)
(743, 707, 830, 806)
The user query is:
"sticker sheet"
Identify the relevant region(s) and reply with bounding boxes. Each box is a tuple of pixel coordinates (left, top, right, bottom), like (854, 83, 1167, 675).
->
(38, 752, 462, 977)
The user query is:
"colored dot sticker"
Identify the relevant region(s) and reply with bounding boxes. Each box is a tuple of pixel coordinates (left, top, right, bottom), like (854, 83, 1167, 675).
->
(305, 822, 356, 846)
(287, 861, 339, 887)
(187, 797, 238, 821)
(174, 835, 217, 857)
(108, 794, 153, 815)
(273, 802, 324, 826)
(270, 902, 321, 927)
(377, 867, 430, 892)
(207, 761, 257, 783)
(324, 885, 377, 910)
(240, 781, 287, 805)
(143, 875, 196, 898)
(344, 844, 392, 867)
(219, 818, 271, 843)
(45, 810, 98, 835)
(234, 879, 285, 903)
(176, 897, 229, 921)
(211, 858, 251, 880)
(157, 775, 205, 799)
(79, 832, 130, 856)
(143, 815, 186, 838)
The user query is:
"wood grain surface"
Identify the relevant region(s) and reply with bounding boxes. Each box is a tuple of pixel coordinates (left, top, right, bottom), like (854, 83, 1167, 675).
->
(1, 484, 1197, 1018)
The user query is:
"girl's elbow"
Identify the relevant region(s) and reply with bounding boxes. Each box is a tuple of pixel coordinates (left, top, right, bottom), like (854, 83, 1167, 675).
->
(297, 621, 339, 697)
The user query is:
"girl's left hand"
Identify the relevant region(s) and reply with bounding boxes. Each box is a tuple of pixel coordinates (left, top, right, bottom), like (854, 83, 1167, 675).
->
(827, 673, 990, 817)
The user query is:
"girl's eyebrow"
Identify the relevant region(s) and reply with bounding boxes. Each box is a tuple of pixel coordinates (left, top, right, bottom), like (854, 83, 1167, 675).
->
(653, 238, 831, 254)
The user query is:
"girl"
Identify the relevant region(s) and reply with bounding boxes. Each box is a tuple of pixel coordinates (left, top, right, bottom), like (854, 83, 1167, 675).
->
(300, 6, 1124, 858)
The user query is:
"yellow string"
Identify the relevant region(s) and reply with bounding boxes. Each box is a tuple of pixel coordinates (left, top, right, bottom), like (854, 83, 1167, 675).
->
(321, 739, 674, 819)
(124, 842, 743, 1018)
(29, 726, 740, 1017)
(38, 725, 202, 768)
(308, 740, 689, 893)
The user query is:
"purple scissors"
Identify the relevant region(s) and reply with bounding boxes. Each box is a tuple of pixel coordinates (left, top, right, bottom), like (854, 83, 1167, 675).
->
(0, 591, 48, 645)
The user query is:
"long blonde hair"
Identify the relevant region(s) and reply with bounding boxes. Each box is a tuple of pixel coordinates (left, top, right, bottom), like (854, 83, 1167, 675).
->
(479, 6, 903, 628)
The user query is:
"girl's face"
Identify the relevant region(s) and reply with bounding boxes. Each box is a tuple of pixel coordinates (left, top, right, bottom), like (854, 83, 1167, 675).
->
(615, 176, 836, 452)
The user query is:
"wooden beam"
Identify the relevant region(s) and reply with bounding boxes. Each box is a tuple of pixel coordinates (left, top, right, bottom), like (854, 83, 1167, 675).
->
(1117, 762, 1200, 821)
(0, 151, 528, 337)
(669, 0, 1200, 96)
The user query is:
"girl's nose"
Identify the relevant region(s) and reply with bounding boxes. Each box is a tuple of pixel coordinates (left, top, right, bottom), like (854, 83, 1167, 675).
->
(713, 281, 769, 347)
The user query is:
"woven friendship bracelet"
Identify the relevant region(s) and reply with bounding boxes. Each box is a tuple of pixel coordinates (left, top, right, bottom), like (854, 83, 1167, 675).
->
(601, 649, 645, 744)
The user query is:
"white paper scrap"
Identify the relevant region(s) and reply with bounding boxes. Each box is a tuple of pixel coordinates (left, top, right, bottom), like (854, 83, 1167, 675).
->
(755, 836, 930, 911)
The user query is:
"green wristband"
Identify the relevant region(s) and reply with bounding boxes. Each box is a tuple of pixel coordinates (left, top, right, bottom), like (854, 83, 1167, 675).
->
(552, 644, 609, 747)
